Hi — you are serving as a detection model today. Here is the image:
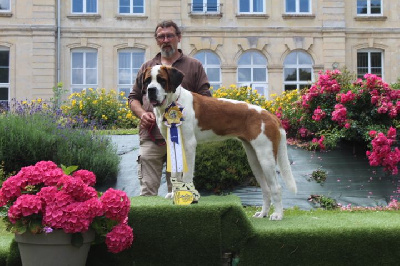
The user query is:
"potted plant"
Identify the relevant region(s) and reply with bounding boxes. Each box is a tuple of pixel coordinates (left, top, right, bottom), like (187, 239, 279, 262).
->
(0, 161, 134, 266)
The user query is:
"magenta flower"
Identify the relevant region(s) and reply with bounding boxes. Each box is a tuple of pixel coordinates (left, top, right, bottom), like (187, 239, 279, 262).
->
(312, 106, 326, 122)
(0, 161, 134, 253)
(105, 223, 134, 254)
(101, 188, 131, 222)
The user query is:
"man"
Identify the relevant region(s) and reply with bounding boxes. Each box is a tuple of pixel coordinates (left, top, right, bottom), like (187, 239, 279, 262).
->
(128, 20, 211, 196)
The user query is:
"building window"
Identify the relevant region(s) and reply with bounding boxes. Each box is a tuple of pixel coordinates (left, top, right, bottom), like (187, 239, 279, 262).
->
(118, 49, 145, 97)
(283, 50, 313, 91)
(357, 49, 383, 78)
(191, 0, 220, 13)
(237, 51, 268, 96)
(285, 0, 311, 14)
(238, 0, 265, 13)
(357, 0, 382, 15)
(193, 50, 221, 90)
(71, 49, 98, 93)
(0, 48, 9, 106)
(72, 0, 97, 13)
(0, 0, 10, 12)
(119, 0, 144, 14)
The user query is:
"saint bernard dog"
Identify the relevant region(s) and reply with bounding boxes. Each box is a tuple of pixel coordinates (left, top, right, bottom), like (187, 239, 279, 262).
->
(143, 65, 297, 220)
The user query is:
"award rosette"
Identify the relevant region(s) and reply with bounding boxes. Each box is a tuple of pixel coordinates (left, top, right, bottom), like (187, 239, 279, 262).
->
(163, 102, 188, 173)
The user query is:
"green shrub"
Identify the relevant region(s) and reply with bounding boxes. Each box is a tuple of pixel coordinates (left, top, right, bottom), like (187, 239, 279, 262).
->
(194, 139, 253, 193)
(212, 84, 268, 108)
(61, 88, 139, 129)
(0, 112, 120, 186)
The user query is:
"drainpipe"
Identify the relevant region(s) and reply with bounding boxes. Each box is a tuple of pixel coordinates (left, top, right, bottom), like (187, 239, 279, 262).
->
(56, 0, 60, 84)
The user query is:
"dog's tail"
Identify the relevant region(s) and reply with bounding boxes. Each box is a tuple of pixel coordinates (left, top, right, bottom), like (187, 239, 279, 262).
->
(277, 128, 297, 194)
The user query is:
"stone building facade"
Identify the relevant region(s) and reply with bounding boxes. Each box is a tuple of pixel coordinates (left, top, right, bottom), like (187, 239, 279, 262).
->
(1, 0, 399, 104)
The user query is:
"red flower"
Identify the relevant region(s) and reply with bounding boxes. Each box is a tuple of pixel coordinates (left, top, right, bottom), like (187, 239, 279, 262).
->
(0, 161, 134, 253)
(105, 223, 134, 254)
(331, 104, 347, 126)
(312, 106, 326, 122)
(101, 188, 131, 222)
(8, 195, 42, 223)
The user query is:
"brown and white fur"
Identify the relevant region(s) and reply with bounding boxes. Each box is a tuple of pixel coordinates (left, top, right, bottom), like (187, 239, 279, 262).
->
(144, 65, 297, 220)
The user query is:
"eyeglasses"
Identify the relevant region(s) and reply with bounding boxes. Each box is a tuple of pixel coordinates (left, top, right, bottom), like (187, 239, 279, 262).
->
(155, 34, 176, 41)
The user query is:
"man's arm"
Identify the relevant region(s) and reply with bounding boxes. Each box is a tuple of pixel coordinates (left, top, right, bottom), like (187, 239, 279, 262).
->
(129, 99, 155, 130)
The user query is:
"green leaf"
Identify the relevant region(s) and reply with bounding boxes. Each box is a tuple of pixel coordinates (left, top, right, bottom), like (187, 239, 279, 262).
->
(71, 232, 84, 248)
(13, 220, 27, 234)
(61, 164, 79, 175)
(29, 220, 43, 234)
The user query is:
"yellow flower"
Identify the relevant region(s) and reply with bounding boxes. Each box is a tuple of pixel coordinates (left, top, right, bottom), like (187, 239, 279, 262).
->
(102, 114, 108, 120)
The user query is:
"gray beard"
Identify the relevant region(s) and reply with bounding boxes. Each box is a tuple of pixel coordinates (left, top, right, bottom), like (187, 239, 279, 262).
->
(161, 46, 175, 58)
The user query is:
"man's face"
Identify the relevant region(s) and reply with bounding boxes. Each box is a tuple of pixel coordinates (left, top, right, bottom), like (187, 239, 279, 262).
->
(155, 26, 181, 58)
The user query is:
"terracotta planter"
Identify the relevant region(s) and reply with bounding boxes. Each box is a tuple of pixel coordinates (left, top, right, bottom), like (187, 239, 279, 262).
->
(14, 229, 95, 266)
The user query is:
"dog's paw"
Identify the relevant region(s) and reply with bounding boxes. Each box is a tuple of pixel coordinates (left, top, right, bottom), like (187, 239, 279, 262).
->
(253, 211, 268, 218)
(269, 212, 283, 221)
(165, 192, 174, 199)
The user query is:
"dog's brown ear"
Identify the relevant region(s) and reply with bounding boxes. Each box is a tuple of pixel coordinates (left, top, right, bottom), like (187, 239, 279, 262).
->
(166, 67, 184, 93)
(142, 67, 152, 92)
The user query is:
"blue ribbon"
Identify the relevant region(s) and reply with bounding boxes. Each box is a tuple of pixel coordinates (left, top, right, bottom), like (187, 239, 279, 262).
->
(170, 124, 179, 144)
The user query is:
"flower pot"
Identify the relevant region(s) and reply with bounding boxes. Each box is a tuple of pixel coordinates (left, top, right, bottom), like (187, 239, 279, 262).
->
(14, 229, 95, 266)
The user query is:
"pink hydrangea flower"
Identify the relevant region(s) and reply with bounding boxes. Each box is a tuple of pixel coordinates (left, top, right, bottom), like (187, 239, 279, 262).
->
(101, 188, 131, 222)
(105, 223, 134, 254)
(8, 195, 42, 223)
(73, 170, 96, 186)
(0, 161, 134, 253)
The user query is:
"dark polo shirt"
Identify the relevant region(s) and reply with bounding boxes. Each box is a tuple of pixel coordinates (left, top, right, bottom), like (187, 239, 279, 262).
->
(128, 50, 211, 140)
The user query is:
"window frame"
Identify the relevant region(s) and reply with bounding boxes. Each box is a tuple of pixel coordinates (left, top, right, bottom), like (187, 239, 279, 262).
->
(193, 50, 222, 91)
(117, 48, 145, 97)
(191, 0, 220, 14)
(237, 50, 268, 96)
(357, 49, 384, 79)
(72, 0, 98, 14)
(356, 0, 382, 16)
(0, 47, 10, 105)
(0, 0, 11, 12)
(119, 0, 145, 15)
(238, 0, 266, 14)
(283, 50, 314, 91)
(285, 0, 312, 14)
(71, 48, 98, 93)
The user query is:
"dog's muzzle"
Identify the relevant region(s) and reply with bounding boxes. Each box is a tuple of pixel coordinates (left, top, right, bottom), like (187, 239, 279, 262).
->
(147, 87, 160, 107)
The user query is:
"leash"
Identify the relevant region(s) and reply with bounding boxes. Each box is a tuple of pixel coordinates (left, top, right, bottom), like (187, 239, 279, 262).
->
(147, 122, 166, 146)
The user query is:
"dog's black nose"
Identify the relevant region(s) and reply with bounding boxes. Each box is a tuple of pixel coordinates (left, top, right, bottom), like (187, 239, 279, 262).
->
(147, 87, 157, 98)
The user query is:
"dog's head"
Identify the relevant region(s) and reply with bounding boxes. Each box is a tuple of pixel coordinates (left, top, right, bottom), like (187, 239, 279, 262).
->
(143, 65, 184, 107)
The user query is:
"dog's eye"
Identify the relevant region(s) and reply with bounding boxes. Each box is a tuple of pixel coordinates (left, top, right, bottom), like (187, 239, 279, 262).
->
(143, 77, 151, 87)
(157, 77, 166, 87)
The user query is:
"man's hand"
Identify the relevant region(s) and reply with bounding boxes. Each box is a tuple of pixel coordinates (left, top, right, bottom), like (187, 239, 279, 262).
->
(140, 112, 156, 129)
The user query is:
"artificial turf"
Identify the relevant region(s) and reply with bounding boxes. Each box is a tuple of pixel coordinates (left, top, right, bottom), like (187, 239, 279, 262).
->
(1, 195, 399, 265)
